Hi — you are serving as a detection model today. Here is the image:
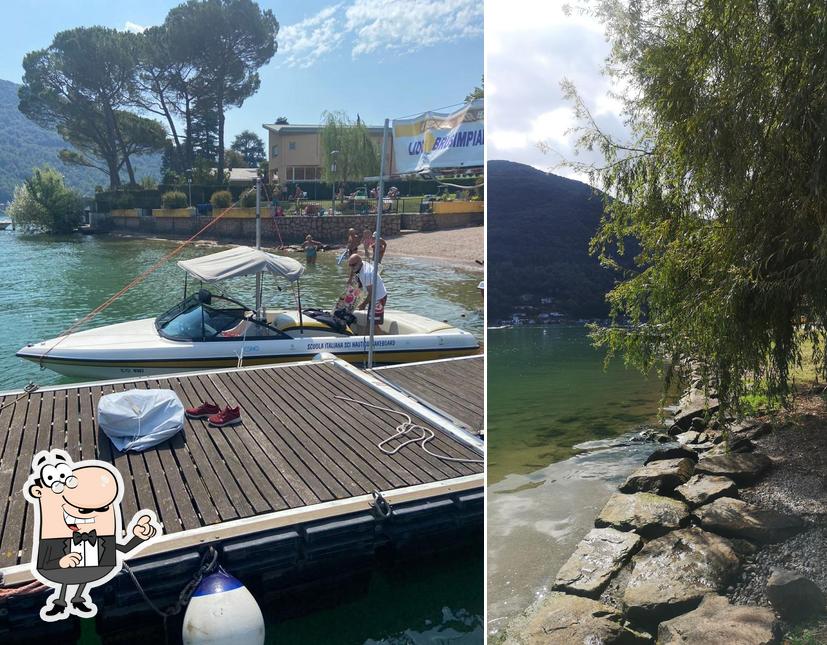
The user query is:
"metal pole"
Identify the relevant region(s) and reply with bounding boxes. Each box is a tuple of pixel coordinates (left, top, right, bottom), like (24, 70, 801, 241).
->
(368, 119, 390, 368)
(330, 150, 338, 216)
(255, 175, 262, 316)
(255, 175, 261, 249)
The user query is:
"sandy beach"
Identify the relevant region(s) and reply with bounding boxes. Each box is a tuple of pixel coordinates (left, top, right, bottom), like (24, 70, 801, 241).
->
(384, 227, 484, 271)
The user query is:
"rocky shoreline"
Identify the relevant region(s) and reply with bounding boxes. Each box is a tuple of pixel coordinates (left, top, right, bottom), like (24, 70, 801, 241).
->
(502, 390, 827, 644)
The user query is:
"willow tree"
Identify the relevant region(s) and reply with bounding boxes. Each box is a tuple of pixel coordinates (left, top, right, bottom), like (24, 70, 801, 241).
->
(571, 0, 827, 410)
(319, 111, 380, 189)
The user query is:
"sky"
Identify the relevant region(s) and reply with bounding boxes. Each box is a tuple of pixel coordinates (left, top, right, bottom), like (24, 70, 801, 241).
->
(486, 0, 629, 186)
(0, 0, 483, 143)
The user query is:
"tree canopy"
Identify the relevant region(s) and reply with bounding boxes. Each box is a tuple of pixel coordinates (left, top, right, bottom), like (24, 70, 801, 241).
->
(18, 27, 160, 188)
(165, 0, 278, 172)
(573, 0, 827, 410)
(230, 129, 265, 166)
(319, 111, 380, 185)
(465, 77, 484, 102)
(18, 0, 278, 189)
(8, 165, 83, 233)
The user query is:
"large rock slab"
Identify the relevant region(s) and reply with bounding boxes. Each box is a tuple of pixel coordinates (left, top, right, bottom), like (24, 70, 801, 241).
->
(622, 527, 740, 623)
(703, 437, 755, 456)
(676, 430, 700, 445)
(619, 458, 695, 494)
(673, 393, 719, 431)
(674, 474, 738, 508)
(644, 446, 698, 465)
(729, 419, 772, 442)
(692, 497, 806, 543)
(513, 592, 642, 645)
(657, 595, 778, 644)
(766, 568, 826, 621)
(695, 453, 771, 484)
(595, 492, 689, 537)
(553, 528, 642, 598)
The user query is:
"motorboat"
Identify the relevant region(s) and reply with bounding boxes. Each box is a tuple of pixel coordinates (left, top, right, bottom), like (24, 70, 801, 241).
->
(17, 246, 479, 379)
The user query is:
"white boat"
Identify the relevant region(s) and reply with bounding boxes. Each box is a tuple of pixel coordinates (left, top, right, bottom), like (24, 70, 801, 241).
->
(17, 246, 479, 379)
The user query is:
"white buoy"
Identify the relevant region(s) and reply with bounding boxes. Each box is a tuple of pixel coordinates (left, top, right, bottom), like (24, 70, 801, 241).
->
(182, 569, 265, 645)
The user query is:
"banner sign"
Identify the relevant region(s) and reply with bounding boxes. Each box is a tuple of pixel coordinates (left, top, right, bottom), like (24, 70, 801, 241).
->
(391, 99, 483, 174)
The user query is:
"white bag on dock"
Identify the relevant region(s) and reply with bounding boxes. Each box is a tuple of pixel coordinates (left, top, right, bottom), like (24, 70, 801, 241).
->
(97, 389, 184, 452)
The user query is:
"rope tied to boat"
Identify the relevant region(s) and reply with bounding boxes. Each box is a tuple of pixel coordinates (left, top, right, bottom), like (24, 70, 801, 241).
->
(37, 199, 244, 368)
(0, 381, 39, 413)
(122, 545, 218, 642)
(334, 395, 484, 464)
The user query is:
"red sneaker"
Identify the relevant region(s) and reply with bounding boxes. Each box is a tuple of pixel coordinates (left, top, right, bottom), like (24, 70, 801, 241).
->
(208, 406, 241, 427)
(185, 401, 221, 420)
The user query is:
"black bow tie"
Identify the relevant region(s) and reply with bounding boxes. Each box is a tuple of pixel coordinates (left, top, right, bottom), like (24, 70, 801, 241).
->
(72, 530, 97, 546)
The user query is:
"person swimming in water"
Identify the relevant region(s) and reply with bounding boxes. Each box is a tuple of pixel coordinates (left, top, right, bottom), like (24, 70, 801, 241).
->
(346, 228, 360, 256)
(302, 234, 322, 265)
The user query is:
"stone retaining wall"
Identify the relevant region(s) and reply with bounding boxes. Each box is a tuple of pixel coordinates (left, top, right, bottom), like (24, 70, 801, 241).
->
(399, 212, 482, 230)
(103, 213, 401, 245)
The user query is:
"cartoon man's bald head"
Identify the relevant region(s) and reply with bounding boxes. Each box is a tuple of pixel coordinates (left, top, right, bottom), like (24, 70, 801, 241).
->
(26, 451, 123, 539)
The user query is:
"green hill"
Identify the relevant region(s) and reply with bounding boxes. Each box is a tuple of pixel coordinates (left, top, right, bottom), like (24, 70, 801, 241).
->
(0, 78, 159, 203)
(487, 160, 628, 320)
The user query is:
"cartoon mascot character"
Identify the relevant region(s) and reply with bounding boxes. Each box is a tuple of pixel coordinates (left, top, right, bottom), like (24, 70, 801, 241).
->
(23, 449, 161, 621)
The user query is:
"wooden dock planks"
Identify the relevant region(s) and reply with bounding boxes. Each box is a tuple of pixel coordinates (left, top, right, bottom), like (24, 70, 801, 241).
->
(0, 358, 483, 569)
(373, 356, 484, 434)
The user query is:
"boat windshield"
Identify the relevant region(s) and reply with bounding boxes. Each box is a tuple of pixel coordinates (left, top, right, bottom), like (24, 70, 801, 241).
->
(155, 293, 288, 341)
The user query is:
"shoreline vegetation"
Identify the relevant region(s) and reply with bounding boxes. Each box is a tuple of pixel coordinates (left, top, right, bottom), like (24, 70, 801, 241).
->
(500, 379, 827, 644)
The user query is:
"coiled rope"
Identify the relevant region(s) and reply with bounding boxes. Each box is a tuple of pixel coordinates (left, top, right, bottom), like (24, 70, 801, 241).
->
(335, 395, 483, 464)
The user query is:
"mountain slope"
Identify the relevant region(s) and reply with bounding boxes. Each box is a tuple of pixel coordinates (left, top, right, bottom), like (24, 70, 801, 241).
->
(0, 79, 159, 202)
(487, 160, 625, 319)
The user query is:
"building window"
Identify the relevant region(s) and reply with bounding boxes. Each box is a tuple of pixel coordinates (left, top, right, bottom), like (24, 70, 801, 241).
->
(271, 145, 279, 157)
(288, 141, 296, 150)
(286, 166, 322, 182)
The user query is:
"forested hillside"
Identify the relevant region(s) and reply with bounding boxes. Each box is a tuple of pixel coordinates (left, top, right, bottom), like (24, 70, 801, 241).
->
(487, 160, 628, 319)
(0, 79, 158, 202)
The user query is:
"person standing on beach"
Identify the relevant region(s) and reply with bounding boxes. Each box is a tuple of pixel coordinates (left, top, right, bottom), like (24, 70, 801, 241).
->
(347, 254, 388, 329)
(302, 235, 322, 265)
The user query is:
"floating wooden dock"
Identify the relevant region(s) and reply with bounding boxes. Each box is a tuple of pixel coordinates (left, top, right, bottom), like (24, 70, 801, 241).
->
(374, 355, 483, 435)
(0, 355, 483, 640)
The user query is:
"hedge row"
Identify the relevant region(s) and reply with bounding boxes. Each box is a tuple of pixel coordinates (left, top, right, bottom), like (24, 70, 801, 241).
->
(94, 179, 464, 212)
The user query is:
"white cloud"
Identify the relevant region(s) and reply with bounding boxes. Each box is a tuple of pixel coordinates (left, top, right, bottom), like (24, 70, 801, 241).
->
(123, 21, 147, 34)
(278, 0, 483, 68)
(486, 0, 630, 187)
(345, 0, 483, 57)
(278, 4, 346, 69)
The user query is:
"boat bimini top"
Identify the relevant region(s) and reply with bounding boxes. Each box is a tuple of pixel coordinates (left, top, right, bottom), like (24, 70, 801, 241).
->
(177, 246, 304, 283)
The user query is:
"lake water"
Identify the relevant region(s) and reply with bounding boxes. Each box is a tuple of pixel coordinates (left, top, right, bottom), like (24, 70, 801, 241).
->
(0, 229, 483, 643)
(0, 230, 482, 391)
(486, 326, 665, 638)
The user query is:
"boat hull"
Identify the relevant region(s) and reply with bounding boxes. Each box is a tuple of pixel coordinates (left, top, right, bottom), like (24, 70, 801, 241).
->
(17, 315, 480, 380)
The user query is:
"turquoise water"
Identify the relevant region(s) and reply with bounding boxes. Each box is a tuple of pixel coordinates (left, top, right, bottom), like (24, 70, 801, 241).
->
(487, 326, 665, 484)
(0, 230, 482, 391)
(486, 326, 665, 636)
(0, 229, 483, 643)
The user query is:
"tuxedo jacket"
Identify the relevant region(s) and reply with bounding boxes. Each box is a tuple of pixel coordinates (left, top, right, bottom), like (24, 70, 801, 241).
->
(36, 534, 143, 571)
